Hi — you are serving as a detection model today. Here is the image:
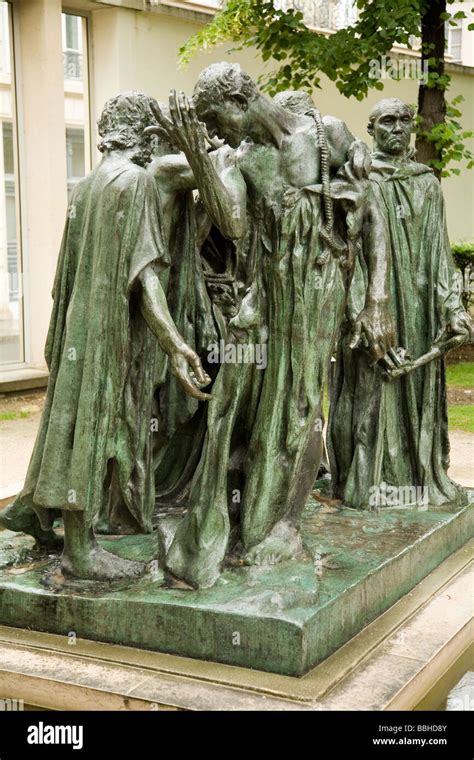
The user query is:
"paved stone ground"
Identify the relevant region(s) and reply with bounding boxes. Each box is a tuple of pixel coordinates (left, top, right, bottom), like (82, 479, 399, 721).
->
(447, 430, 474, 489)
(1, 395, 472, 501)
(0, 414, 40, 499)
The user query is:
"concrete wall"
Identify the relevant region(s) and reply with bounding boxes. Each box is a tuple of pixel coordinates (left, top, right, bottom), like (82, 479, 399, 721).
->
(17, 0, 68, 369)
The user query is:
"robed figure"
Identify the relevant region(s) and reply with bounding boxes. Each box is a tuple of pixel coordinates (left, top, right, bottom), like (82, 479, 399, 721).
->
(0, 92, 210, 580)
(145, 116, 219, 507)
(151, 66, 394, 588)
(329, 99, 472, 509)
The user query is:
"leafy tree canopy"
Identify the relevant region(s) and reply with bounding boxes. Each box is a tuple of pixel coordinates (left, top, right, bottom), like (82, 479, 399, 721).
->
(179, 0, 474, 176)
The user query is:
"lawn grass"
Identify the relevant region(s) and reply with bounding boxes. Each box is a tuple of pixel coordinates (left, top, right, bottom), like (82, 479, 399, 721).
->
(0, 410, 31, 421)
(446, 362, 474, 388)
(447, 404, 474, 434)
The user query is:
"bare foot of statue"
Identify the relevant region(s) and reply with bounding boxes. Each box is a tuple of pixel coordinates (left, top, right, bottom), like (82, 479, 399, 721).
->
(243, 520, 303, 567)
(0, 500, 63, 550)
(61, 545, 145, 581)
(61, 511, 145, 581)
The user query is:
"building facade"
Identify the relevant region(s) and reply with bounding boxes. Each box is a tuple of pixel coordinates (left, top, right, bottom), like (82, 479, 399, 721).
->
(0, 0, 472, 380)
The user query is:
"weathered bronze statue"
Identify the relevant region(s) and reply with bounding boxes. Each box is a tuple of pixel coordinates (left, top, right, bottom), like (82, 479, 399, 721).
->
(328, 98, 473, 509)
(0, 80, 472, 678)
(144, 107, 219, 510)
(0, 92, 210, 579)
(152, 64, 395, 588)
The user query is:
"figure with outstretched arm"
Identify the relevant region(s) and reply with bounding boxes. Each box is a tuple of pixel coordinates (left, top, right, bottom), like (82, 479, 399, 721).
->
(133, 107, 223, 512)
(149, 65, 395, 588)
(0, 92, 210, 580)
(139, 262, 211, 400)
(149, 92, 248, 241)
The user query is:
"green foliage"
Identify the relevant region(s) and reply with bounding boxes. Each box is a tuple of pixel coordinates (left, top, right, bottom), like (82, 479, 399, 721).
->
(179, 0, 255, 66)
(180, 0, 424, 95)
(179, 0, 473, 176)
(452, 241, 474, 256)
(416, 96, 474, 177)
(451, 241, 474, 310)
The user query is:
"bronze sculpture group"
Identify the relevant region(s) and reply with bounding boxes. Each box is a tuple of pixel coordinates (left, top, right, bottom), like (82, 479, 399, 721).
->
(0, 64, 471, 589)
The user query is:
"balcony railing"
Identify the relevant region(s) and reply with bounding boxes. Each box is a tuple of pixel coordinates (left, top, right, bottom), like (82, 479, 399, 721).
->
(274, 0, 358, 31)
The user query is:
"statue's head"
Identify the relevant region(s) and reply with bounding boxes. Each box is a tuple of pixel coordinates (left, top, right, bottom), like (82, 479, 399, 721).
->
(193, 62, 259, 147)
(273, 90, 314, 116)
(97, 91, 157, 166)
(367, 98, 414, 156)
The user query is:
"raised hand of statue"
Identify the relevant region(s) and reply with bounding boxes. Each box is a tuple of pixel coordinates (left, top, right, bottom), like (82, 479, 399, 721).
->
(150, 91, 207, 165)
(169, 342, 212, 401)
(349, 301, 396, 362)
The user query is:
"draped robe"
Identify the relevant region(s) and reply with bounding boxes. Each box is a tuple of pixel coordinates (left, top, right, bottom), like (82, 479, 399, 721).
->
(329, 156, 467, 509)
(14, 154, 169, 531)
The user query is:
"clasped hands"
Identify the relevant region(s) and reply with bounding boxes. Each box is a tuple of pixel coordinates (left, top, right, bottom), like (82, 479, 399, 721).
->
(350, 304, 473, 376)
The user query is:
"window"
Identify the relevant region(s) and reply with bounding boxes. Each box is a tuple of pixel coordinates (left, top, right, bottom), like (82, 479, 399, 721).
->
(0, 2, 23, 365)
(66, 128, 85, 201)
(3, 123, 17, 305)
(62, 13, 90, 201)
(335, 0, 357, 29)
(0, 0, 10, 74)
(446, 24, 463, 63)
(62, 13, 83, 80)
(273, 1, 358, 32)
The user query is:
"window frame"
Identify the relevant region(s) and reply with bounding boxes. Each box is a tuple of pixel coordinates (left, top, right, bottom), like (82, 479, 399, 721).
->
(0, 0, 27, 369)
(63, 7, 94, 176)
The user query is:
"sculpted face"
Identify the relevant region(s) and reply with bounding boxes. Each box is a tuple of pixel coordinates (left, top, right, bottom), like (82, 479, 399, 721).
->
(372, 104, 413, 155)
(198, 97, 251, 149)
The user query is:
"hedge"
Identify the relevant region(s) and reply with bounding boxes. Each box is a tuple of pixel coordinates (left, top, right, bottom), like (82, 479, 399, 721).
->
(451, 242, 474, 310)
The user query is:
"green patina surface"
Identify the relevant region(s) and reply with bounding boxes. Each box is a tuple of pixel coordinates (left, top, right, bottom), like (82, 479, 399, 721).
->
(0, 494, 472, 676)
